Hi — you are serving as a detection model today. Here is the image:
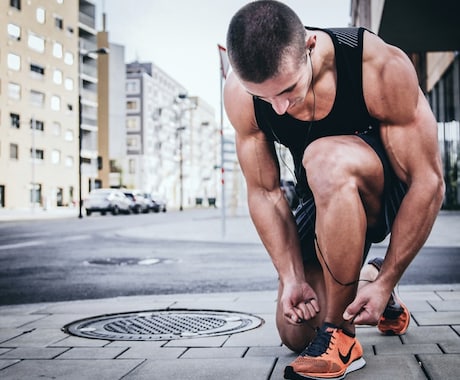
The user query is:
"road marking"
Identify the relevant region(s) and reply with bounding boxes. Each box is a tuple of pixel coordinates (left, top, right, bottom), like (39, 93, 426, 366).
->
(0, 240, 45, 250)
(0, 235, 90, 250)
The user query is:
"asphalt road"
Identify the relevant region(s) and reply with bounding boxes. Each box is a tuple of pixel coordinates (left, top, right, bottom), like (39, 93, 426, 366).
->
(0, 211, 459, 305)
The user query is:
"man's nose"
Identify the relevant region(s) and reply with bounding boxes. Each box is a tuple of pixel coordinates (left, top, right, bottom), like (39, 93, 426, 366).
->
(271, 98, 289, 115)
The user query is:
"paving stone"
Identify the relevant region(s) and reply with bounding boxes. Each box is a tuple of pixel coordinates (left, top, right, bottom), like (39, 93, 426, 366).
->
(346, 354, 426, 379)
(428, 300, 460, 312)
(224, 315, 281, 347)
(412, 311, 460, 325)
(0, 328, 67, 348)
(105, 340, 164, 349)
(436, 290, 460, 300)
(51, 335, 111, 347)
(164, 335, 228, 348)
(123, 357, 275, 380)
(245, 346, 292, 358)
(56, 346, 127, 359)
(355, 326, 402, 346)
(180, 347, 246, 359)
(0, 329, 35, 346)
(0, 359, 143, 380)
(21, 314, 94, 329)
(0, 347, 68, 359)
(0, 360, 20, 371)
(118, 346, 185, 359)
(418, 354, 459, 380)
(0, 314, 48, 329)
(374, 342, 441, 355)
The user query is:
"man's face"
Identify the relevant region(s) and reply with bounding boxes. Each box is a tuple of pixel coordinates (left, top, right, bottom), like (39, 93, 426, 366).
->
(240, 54, 311, 115)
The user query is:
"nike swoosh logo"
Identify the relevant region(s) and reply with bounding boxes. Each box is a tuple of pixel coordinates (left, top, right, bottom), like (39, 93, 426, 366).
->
(339, 342, 355, 364)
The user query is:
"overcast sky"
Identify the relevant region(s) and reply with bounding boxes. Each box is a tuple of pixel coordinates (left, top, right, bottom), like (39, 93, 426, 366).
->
(95, 0, 351, 115)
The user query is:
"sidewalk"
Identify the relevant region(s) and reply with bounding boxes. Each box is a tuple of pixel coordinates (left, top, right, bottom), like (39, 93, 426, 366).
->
(0, 209, 459, 379)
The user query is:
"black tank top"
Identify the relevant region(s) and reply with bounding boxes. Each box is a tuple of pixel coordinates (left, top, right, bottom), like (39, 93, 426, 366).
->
(253, 27, 380, 199)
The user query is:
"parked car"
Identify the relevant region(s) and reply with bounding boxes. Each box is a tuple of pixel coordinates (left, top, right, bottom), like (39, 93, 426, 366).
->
(144, 193, 167, 213)
(84, 189, 131, 216)
(122, 189, 150, 214)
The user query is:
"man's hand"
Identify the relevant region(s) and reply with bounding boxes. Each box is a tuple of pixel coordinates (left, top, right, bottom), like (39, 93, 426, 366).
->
(343, 281, 390, 325)
(280, 281, 320, 325)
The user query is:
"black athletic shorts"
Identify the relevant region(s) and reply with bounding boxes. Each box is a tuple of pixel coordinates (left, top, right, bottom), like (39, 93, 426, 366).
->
(294, 133, 407, 263)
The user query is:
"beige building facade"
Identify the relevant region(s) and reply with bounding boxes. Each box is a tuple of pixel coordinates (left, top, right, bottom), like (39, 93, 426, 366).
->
(0, 0, 79, 209)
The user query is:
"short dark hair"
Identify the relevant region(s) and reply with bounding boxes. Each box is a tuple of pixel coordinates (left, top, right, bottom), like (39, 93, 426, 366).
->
(226, 0, 306, 83)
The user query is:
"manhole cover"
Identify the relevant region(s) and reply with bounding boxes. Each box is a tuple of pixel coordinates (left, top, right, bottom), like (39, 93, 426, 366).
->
(63, 309, 264, 341)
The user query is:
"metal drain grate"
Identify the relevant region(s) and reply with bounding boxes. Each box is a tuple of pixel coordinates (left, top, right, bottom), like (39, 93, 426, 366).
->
(63, 309, 264, 341)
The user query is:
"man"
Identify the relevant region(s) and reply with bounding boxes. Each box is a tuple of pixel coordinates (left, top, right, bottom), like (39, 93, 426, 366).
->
(224, 1, 444, 379)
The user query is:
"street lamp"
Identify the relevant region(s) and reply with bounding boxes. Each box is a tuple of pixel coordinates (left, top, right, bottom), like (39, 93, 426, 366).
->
(78, 47, 109, 218)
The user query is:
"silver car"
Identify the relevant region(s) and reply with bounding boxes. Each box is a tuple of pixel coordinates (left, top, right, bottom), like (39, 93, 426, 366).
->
(84, 189, 131, 216)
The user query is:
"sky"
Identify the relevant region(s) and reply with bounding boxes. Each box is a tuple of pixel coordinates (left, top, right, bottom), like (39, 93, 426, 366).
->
(94, 0, 351, 116)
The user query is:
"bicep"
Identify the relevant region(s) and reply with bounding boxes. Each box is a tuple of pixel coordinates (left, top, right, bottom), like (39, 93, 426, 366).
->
(380, 90, 442, 185)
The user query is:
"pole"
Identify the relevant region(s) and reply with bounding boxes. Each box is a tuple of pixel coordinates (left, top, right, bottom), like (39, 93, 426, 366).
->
(78, 94, 83, 218)
(31, 117, 36, 213)
(220, 72, 226, 237)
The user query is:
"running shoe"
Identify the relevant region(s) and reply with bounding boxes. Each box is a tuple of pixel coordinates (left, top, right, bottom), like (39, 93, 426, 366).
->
(284, 323, 366, 380)
(368, 257, 411, 335)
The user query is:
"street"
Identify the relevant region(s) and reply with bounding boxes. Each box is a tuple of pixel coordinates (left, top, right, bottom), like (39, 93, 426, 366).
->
(0, 209, 459, 305)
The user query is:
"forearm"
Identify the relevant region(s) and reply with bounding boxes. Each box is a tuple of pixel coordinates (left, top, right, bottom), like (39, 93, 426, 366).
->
(377, 178, 444, 292)
(248, 189, 305, 284)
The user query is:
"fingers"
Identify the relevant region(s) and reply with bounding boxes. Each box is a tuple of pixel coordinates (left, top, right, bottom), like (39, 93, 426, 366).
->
(285, 298, 320, 325)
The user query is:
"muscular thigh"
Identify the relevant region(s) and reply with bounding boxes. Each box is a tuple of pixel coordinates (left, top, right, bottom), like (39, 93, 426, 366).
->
(302, 135, 385, 224)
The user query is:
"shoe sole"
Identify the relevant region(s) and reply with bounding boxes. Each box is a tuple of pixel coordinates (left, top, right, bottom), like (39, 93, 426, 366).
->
(378, 296, 410, 335)
(284, 357, 366, 380)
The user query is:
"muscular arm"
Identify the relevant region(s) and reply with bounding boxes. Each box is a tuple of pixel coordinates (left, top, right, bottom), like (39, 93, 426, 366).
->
(224, 72, 318, 323)
(345, 32, 445, 323)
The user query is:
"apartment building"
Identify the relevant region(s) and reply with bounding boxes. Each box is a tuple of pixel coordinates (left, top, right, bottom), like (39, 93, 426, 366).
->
(351, 0, 460, 208)
(124, 61, 220, 209)
(0, 0, 79, 209)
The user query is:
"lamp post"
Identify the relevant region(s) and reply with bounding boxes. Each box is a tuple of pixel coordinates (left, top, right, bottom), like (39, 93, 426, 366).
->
(78, 47, 109, 218)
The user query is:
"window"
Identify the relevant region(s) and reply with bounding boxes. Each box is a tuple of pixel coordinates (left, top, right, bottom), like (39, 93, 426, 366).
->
(64, 78, 74, 90)
(126, 117, 140, 131)
(51, 95, 61, 111)
(54, 16, 63, 29)
(28, 33, 45, 53)
(126, 80, 140, 94)
(30, 63, 45, 77)
(10, 0, 21, 10)
(52, 122, 62, 136)
(7, 23, 21, 40)
(64, 129, 74, 141)
(30, 119, 44, 131)
(10, 113, 20, 129)
(53, 69, 63, 84)
(8, 82, 21, 100)
(64, 52, 73, 65)
(65, 156, 74, 167)
(7, 53, 21, 71)
(126, 99, 140, 112)
(127, 136, 140, 149)
(51, 149, 61, 164)
(30, 90, 45, 107)
(36, 7, 45, 23)
(30, 183, 41, 204)
(52, 42, 63, 58)
(10, 143, 19, 159)
(30, 148, 44, 160)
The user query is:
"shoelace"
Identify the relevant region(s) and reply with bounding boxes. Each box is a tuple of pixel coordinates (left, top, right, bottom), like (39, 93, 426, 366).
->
(301, 324, 335, 357)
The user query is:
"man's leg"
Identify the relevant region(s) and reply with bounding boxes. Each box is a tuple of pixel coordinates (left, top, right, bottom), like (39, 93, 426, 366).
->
(284, 136, 384, 380)
(303, 136, 384, 331)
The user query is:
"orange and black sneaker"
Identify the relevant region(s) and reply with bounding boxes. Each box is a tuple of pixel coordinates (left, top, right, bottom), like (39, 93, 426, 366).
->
(284, 323, 366, 380)
(368, 257, 411, 335)
(377, 290, 410, 335)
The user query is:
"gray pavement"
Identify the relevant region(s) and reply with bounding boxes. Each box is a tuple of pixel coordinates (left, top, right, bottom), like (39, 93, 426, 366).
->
(0, 207, 459, 379)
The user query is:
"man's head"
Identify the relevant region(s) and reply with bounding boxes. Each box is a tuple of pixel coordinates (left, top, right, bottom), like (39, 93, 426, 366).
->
(226, 0, 307, 84)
